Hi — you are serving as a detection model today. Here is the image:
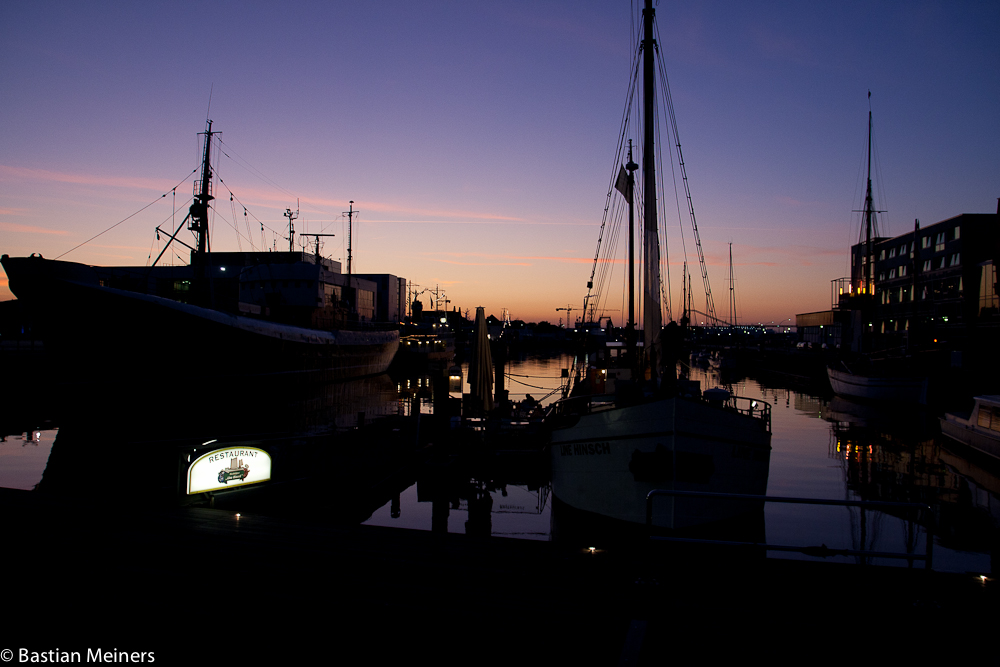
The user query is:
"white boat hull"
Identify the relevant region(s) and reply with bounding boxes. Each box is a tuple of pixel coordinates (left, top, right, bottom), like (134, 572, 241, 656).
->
(827, 367, 928, 405)
(550, 397, 771, 529)
(939, 395, 1000, 461)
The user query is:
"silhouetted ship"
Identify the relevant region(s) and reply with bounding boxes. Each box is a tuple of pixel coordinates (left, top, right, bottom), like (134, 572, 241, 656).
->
(549, 0, 772, 533)
(1, 121, 400, 387)
(825, 101, 928, 405)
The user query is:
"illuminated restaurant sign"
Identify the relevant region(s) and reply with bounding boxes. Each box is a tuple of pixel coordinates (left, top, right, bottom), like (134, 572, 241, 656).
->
(187, 446, 272, 494)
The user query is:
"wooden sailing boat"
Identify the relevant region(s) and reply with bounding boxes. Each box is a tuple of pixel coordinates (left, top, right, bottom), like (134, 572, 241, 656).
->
(826, 99, 929, 404)
(548, 0, 772, 531)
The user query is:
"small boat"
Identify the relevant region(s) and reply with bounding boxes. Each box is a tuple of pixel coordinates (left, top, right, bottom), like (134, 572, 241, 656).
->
(1, 121, 400, 389)
(827, 362, 928, 405)
(548, 0, 772, 533)
(939, 395, 1000, 461)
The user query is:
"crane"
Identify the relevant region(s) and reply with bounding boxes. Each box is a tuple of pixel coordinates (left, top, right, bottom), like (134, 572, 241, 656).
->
(556, 305, 581, 328)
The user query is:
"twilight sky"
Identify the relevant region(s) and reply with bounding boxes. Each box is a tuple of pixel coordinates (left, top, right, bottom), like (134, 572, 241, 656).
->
(2, 1, 997, 325)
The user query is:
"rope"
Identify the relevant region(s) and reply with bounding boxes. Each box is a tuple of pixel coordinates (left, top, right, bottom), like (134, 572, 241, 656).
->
(217, 138, 297, 200)
(217, 176, 287, 247)
(55, 169, 197, 259)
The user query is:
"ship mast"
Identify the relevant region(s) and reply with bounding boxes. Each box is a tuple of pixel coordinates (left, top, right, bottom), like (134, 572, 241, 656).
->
(189, 120, 215, 257)
(857, 93, 883, 296)
(626, 140, 638, 329)
(728, 243, 736, 329)
(345, 200, 357, 276)
(641, 0, 662, 380)
(864, 109, 874, 294)
(285, 203, 299, 253)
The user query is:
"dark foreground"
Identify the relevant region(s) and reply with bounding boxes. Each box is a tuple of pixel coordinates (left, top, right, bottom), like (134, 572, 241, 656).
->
(3, 488, 995, 665)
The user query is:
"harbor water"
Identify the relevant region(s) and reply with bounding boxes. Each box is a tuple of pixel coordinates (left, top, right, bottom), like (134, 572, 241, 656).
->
(2, 352, 996, 574)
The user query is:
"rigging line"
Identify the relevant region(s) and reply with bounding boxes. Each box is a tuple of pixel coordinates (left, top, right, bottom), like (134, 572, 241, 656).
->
(585, 37, 641, 316)
(655, 20, 717, 324)
(216, 206, 259, 247)
(653, 95, 672, 323)
(653, 51, 689, 315)
(217, 176, 286, 237)
(593, 192, 627, 320)
(216, 137, 298, 200)
(229, 193, 243, 252)
(55, 168, 199, 260)
(145, 236, 156, 267)
(598, 199, 625, 320)
(243, 207, 253, 252)
(506, 377, 564, 391)
(871, 128, 889, 237)
(594, 188, 623, 299)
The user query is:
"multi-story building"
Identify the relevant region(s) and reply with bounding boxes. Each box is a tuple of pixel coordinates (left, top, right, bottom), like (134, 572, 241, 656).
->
(825, 205, 998, 362)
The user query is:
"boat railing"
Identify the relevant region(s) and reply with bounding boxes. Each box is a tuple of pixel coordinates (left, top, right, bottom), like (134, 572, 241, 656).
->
(550, 394, 616, 417)
(336, 321, 400, 332)
(550, 392, 772, 427)
(645, 490, 935, 569)
(724, 395, 771, 433)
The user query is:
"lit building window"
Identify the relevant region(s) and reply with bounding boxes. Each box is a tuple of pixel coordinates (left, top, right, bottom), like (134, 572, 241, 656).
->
(980, 263, 998, 316)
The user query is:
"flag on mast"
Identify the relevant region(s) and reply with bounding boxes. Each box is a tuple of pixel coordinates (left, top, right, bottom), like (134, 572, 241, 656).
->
(614, 164, 630, 202)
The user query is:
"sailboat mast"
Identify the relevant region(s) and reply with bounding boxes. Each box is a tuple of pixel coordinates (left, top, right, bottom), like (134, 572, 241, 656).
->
(626, 141, 638, 329)
(729, 242, 735, 328)
(864, 109, 874, 294)
(682, 261, 687, 323)
(641, 0, 662, 379)
(190, 120, 215, 256)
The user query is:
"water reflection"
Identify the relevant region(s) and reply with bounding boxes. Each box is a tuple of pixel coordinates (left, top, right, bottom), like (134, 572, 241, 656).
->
(2, 351, 996, 572)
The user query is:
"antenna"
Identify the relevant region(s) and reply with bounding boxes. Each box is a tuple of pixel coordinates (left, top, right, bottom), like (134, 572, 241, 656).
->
(205, 84, 214, 122)
(284, 200, 299, 253)
(343, 201, 359, 275)
(307, 233, 336, 265)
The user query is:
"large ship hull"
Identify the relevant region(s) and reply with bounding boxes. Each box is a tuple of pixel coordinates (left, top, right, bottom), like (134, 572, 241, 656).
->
(549, 397, 771, 530)
(2, 255, 398, 384)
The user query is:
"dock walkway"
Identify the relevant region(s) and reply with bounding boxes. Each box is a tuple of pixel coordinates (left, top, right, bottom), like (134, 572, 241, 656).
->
(3, 488, 994, 663)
